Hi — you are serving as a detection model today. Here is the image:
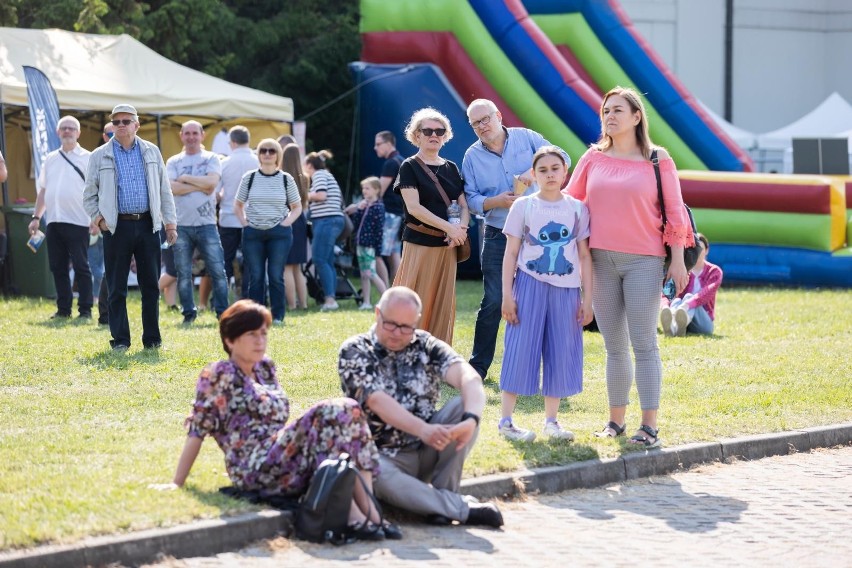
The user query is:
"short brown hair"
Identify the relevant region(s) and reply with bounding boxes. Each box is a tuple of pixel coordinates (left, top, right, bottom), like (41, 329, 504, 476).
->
(218, 300, 272, 354)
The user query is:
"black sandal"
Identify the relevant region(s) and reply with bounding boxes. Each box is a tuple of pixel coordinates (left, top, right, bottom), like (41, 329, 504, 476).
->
(594, 421, 626, 438)
(629, 425, 662, 448)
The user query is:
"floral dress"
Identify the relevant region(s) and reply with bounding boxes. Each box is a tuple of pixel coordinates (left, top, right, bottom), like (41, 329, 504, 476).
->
(187, 357, 380, 495)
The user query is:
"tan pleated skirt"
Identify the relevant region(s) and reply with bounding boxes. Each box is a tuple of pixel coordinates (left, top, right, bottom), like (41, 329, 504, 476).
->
(392, 242, 457, 345)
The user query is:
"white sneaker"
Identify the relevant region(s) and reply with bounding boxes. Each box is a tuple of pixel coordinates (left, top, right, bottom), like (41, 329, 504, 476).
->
(543, 421, 575, 441)
(660, 307, 674, 337)
(320, 301, 339, 312)
(498, 421, 536, 442)
(359, 303, 373, 311)
(674, 308, 688, 337)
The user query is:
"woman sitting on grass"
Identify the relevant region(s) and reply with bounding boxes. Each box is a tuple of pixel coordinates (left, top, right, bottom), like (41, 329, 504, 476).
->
(155, 299, 401, 540)
(660, 233, 723, 336)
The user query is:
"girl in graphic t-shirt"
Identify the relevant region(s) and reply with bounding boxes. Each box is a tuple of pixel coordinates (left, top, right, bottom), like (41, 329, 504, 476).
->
(498, 146, 593, 443)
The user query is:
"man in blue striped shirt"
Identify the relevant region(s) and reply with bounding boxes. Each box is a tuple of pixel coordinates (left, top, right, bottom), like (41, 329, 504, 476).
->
(84, 104, 177, 352)
(462, 99, 568, 380)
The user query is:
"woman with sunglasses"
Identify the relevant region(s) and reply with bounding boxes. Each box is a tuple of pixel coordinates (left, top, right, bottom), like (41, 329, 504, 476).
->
(304, 149, 345, 311)
(233, 139, 302, 324)
(393, 108, 469, 345)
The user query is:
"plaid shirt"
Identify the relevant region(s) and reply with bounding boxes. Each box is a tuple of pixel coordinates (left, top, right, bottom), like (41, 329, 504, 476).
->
(113, 138, 150, 214)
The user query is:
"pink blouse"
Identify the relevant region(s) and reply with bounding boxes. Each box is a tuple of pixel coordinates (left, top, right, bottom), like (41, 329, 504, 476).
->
(565, 149, 694, 256)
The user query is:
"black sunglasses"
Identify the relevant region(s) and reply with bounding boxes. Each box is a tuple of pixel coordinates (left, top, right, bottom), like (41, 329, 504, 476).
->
(420, 127, 447, 137)
(258, 147, 278, 155)
(111, 119, 134, 126)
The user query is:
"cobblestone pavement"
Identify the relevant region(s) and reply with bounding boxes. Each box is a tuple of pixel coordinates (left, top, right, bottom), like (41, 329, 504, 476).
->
(146, 446, 852, 568)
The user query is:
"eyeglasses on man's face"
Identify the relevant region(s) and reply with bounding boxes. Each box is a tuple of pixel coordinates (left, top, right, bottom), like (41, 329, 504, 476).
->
(111, 119, 134, 126)
(469, 113, 494, 129)
(378, 311, 416, 335)
(419, 127, 446, 137)
(258, 147, 278, 155)
(58, 126, 78, 132)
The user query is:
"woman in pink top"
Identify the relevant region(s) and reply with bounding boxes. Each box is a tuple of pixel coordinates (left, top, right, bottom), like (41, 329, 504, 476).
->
(566, 87, 694, 449)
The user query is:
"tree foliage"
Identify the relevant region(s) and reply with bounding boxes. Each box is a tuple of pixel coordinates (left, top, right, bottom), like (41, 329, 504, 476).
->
(1, 0, 362, 186)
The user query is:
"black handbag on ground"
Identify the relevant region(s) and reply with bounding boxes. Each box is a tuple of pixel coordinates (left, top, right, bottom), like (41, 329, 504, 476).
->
(651, 149, 699, 271)
(294, 453, 382, 545)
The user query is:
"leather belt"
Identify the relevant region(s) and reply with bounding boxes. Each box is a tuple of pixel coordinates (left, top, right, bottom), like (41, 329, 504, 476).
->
(117, 212, 151, 221)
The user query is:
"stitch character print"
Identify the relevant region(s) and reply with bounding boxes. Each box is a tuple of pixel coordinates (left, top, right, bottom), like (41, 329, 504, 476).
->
(524, 210, 580, 276)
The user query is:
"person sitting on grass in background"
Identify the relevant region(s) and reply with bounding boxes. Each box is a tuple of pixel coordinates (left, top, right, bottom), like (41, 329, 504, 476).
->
(153, 299, 401, 541)
(498, 146, 592, 442)
(660, 233, 722, 337)
(345, 176, 387, 310)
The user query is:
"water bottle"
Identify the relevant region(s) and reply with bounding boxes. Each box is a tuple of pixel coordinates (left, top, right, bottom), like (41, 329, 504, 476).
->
(447, 200, 461, 225)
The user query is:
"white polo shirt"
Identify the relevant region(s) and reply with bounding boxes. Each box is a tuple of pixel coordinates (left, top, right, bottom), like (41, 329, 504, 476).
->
(37, 145, 91, 227)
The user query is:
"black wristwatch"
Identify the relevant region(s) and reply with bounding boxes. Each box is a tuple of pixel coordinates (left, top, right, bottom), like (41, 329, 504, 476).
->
(460, 412, 480, 426)
(31, 215, 40, 221)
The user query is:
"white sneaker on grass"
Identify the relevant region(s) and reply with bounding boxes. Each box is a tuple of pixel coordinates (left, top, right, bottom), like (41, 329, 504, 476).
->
(320, 301, 339, 312)
(359, 303, 373, 311)
(543, 421, 575, 441)
(674, 308, 689, 337)
(498, 421, 536, 442)
(660, 307, 674, 337)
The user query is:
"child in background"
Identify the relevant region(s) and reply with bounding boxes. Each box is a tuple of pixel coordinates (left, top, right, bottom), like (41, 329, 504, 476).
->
(498, 146, 593, 442)
(346, 177, 387, 309)
(660, 233, 722, 336)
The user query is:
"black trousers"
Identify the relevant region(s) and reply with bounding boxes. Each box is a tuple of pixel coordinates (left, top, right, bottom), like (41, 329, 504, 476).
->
(46, 222, 93, 315)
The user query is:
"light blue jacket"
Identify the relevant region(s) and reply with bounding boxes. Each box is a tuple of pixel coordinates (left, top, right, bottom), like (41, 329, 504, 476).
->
(83, 137, 177, 233)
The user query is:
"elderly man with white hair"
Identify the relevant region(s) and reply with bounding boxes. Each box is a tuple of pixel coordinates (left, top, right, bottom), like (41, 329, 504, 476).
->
(338, 286, 503, 528)
(28, 115, 94, 319)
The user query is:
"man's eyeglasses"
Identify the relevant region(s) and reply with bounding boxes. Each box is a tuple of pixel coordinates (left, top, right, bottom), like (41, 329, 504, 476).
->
(469, 113, 494, 129)
(58, 126, 78, 132)
(258, 148, 278, 155)
(111, 119, 134, 126)
(420, 128, 447, 137)
(378, 311, 416, 335)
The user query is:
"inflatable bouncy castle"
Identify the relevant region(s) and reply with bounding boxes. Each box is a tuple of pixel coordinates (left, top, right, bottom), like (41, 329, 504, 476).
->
(354, 0, 851, 287)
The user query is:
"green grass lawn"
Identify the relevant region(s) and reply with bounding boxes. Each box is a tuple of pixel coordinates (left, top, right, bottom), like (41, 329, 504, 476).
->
(0, 282, 850, 550)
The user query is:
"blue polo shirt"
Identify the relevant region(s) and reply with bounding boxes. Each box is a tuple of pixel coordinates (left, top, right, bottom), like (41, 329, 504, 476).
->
(462, 127, 569, 229)
(113, 138, 150, 214)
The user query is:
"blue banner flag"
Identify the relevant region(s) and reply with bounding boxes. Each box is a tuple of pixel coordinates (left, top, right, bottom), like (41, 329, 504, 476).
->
(23, 66, 61, 183)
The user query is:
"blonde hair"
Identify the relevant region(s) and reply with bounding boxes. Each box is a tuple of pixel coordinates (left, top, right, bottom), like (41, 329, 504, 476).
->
(360, 176, 381, 193)
(404, 107, 454, 146)
(256, 138, 283, 168)
(595, 86, 659, 159)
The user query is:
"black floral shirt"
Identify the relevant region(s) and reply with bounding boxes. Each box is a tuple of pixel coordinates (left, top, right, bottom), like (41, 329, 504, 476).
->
(339, 327, 463, 456)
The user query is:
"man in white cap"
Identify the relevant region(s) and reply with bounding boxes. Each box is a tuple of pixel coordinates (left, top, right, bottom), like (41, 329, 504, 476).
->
(83, 104, 177, 351)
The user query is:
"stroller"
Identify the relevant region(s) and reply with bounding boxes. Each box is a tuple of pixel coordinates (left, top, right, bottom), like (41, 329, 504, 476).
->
(302, 244, 362, 306)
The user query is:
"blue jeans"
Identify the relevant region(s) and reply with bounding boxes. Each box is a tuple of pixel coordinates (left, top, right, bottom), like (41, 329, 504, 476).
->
(103, 216, 161, 348)
(311, 216, 344, 300)
(173, 224, 230, 317)
(242, 224, 292, 320)
(88, 236, 104, 298)
(469, 225, 506, 378)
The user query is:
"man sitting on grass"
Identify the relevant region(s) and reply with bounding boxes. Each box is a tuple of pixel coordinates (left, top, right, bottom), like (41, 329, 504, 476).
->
(338, 286, 503, 528)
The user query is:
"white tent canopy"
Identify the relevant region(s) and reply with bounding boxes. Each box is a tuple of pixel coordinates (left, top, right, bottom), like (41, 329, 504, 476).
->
(0, 27, 293, 120)
(756, 92, 852, 150)
(698, 101, 756, 149)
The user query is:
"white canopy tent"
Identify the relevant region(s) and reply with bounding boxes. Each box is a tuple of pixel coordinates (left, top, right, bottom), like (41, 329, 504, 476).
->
(756, 92, 852, 150)
(698, 101, 757, 149)
(0, 27, 294, 204)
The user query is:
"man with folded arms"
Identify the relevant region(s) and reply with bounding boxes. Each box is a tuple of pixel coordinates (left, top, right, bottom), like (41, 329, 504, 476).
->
(84, 104, 177, 351)
(339, 286, 504, 528)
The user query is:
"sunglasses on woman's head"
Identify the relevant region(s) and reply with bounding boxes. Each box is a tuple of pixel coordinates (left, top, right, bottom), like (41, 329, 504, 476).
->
(258, 148, 277, 155)
(420, 127, 446, 137)
(111, 119, 134, 126)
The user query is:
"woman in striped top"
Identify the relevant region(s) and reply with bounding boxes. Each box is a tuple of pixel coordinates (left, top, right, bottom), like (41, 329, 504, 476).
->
(305, 149, 345, 311)
(233, 139, 302, 324)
